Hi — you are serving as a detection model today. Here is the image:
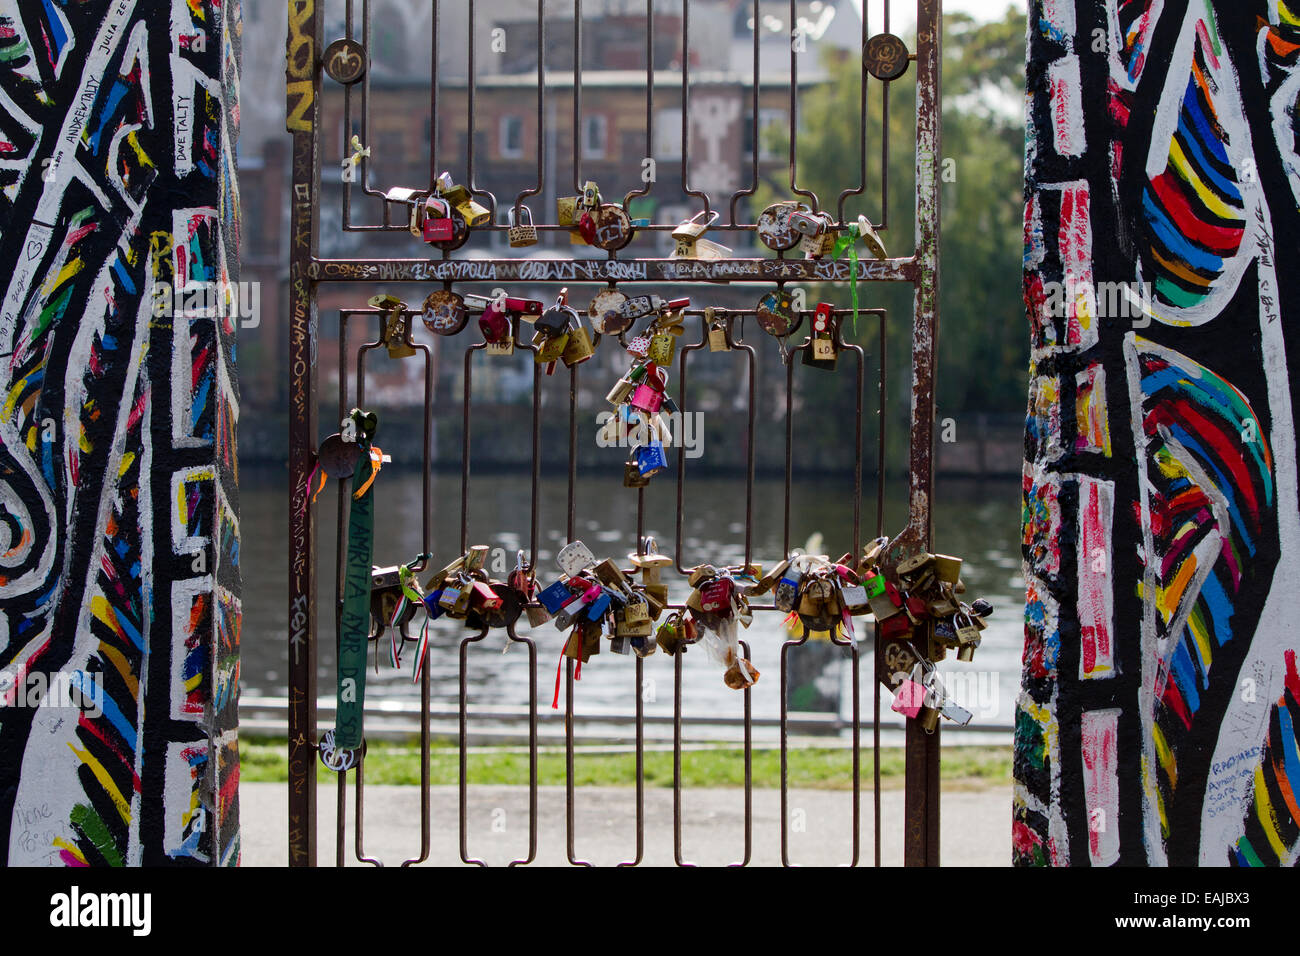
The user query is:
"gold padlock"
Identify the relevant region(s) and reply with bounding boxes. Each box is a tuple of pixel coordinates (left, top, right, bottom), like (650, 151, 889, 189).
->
(648, 331, 676, 366)
(508, 204, 539, 247)
(533, 329, 569, 363)
(561, 323, 595, 367)
(556, 196, 578, 227)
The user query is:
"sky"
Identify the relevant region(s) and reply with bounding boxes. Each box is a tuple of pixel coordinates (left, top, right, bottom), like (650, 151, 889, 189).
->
(851, 0, 1020, 28)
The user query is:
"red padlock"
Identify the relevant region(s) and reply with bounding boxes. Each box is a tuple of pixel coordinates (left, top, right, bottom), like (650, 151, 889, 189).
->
(504, 297, 543, 318)
(700, 578, 735, 614)
(578, 211, 598, 245)
(471, 580, 503, 611)
(814, 302, 834, 334)
(423, 196, 456, 243)
(479, 300, 512, 344)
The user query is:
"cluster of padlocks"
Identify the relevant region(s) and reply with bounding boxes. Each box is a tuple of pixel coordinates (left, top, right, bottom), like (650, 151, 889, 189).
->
(379, 170, 890, 265)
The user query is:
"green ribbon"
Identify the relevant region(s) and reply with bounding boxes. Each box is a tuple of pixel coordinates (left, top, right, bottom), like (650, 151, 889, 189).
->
(833, 224, 862, 336)
(335, 410, 379, 751)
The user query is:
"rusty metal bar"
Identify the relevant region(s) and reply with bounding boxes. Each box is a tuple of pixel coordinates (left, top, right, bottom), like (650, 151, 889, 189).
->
(898, 0, 943, 868)
(286, 0, 323, 868)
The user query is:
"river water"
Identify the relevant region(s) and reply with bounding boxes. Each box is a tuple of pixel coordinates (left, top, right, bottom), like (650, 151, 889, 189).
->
(239, 466, 1026, 729)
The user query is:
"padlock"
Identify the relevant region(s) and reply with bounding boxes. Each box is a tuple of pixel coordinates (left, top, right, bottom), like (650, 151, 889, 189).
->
(377, 303, 416, 359)
(422, 196, 457, 243)
(556, 196, 578, 227)
(756, 200, 807, 251)
(840, 584, 869, 614)
(624, 594, 651, 626)
(788, 210, 826, 239)
(421, 290, 468, 336)
(897, 552, 936, 578)
(589, 288, 630, 335)
(464, 545, 490, 572)
(533, 329, 568, 364)
(648, 330, 676, 366)
(507, 204, 539, 247)
(479, 300, 512, 344)
(538, 579, 576, 614)
(537, 290, 579, 335)
(799, 212, 837, 259)
(581, 180, 601, 209)
(933, 554, 963, 585)
(809, 301, 838, 361)
(635, 440, 668, 477)
(756, 289, 796, 338)
(707, 308, 730, 352)
(561, 316, 596, 368)
(470, 580, 503, 612)
(774, 568, 802, 612)
(629, 365, 668, 415)
(671, 209, 720, 257)
(576, 209, 598, 245)
(606, 374, 636, 406)
(435, 173, 492, 227)
(623, 459, 650, 488)
(700, 578, 735, 615)
(891, 670, 927, 719)
(557, 541, 597, 577)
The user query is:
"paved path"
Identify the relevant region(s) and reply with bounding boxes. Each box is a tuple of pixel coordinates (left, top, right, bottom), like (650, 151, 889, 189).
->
(240, 783, 1011, 866)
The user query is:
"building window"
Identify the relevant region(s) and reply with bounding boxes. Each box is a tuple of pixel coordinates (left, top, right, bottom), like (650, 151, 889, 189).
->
(582, 114, 608, 159)
(500, 115, 525, 159)
(655, 108, 683, 160)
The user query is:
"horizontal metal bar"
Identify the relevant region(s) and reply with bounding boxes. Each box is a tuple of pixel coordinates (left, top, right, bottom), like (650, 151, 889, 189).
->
(309, 257, 918, 284)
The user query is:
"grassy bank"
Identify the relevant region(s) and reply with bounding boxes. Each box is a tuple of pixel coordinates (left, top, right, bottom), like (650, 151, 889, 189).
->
(242, 738, 1012, 790)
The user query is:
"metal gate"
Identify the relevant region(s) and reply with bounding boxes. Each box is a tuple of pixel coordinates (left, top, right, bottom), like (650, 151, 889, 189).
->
(285, 0, 942, 866)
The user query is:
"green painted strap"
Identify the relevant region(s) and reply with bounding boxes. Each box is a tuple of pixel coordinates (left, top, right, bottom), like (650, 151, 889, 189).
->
(335, 422, 378, 750)
(833, 226, 861, 336)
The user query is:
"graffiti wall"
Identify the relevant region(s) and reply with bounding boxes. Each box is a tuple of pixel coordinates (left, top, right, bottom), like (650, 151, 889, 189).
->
(0, 0, 241, 864)
(1017, 0, 1300, 865)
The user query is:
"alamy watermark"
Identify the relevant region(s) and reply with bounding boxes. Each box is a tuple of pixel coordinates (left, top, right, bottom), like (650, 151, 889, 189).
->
(151, 280, 261, 328)
(594, 410, 705, 458)
(1042, 278, 1154, 325)
(1, 670, 105, 719)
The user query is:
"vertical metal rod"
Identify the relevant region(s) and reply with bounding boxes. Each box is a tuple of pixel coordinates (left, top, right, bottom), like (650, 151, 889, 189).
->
(286, 0, 323, 867)
(875, 311, 886, 868)
(565, 658, 592, 865)
(514, 0, 547, 216)
(618, 655, 645, 867)
(783, 348, 794, 555)
(355, 758, 381, 866)
(779, 633, 809, 866)
(623, 0, 656, 211)
(671, 651, 695, 866)
(901, 0, 943, 868)
(429, 0, 440, 187)
(459, 628, 489, 866)
(731, 639, 753, 867)
(507, 625, 539, 866)
(573, 0, 582, 192)
(336, 771, 346, 868)
(788, 0, 818, 210)
(680, 0, 710, 216)
(401, 339, 436, 868)
(836, 0, 870, 222)
(729, 0, 761, 225)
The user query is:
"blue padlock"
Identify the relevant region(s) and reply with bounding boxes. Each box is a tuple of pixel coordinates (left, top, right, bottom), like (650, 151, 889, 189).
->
(635, 440, 668, 477)
(422, 590, 446, 619)
(538, 579, 575, 614)
(587, 590, 612, 619)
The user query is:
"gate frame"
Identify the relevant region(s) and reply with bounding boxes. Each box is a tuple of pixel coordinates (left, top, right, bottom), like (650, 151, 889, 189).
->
(284, 0, 942, 867)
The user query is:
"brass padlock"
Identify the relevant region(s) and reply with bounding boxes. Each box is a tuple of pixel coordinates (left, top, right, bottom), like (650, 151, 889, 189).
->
(706, 308, 730, 351)
(561, 317, 595, 367)
(623, 459, 650, 488)
(648, 329, 676, 366)
(507, 204, 539, 247)
(533, 328, 569, 364)
(671, 209, 720, 258)
(556, 196, 578, 227)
